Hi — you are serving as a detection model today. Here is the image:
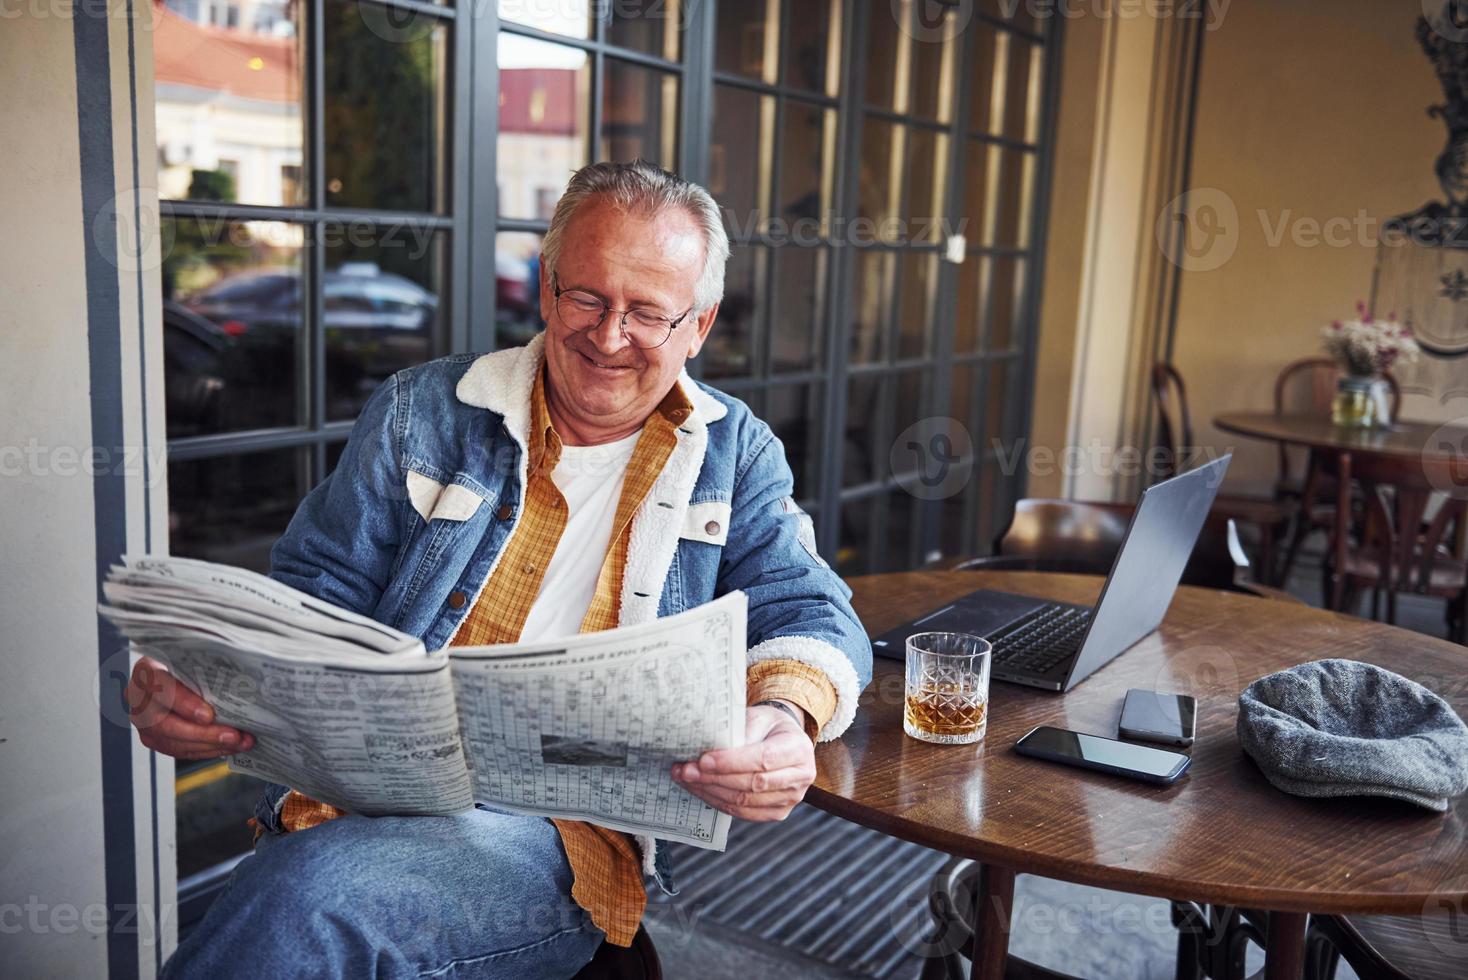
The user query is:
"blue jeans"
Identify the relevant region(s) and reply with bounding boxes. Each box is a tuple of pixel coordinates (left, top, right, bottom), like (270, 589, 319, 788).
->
(163, 801, 606, 979)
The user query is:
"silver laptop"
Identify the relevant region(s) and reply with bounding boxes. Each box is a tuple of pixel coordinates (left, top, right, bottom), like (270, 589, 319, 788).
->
(871, 454, 1233, 692)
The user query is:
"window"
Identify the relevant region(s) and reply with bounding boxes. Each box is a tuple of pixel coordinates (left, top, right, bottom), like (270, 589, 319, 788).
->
(156, 0, 1057, 879)
(155, 0, 457, 877)
(492, 1, 685, 350)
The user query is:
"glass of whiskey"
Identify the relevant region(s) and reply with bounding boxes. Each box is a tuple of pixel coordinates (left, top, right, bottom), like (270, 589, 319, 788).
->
(903, 631, 992, 745)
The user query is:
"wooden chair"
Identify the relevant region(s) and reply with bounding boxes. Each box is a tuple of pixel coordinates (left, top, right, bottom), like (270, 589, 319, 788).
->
(571, 925, 662, 980)
(1272, 359, 1402, 583)
(939, 499, 1303, 603)
(1271, 358, 1402, 498)
(1151, 364, 1295, 585)
(1316, 449, 1467, 644)
(1303, 911, 1468, 980)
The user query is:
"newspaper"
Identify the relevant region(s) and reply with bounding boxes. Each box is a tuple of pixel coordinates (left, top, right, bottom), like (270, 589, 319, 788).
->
(101, 555, 747, 849)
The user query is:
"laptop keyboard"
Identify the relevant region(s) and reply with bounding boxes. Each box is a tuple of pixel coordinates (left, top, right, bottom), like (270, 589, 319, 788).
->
(990, 603, 1093, 675)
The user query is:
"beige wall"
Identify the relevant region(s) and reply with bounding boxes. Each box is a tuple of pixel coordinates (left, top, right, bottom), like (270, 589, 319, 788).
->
(1, 6, 173, 976)
(1027, 10, 1105, 500)
(1173, 0, 1444, 494)
(1031, 0, 1449, 500)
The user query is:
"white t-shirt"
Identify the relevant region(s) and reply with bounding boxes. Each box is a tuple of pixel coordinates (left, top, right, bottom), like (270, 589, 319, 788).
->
(517, 429, 642, 643)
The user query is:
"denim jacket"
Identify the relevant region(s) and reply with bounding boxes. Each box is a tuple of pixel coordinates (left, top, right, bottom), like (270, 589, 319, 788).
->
(268, 331, 872, 746)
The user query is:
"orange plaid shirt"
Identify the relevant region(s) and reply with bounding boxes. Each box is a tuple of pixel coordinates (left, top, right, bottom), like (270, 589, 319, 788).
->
(270, 364, 837, 946)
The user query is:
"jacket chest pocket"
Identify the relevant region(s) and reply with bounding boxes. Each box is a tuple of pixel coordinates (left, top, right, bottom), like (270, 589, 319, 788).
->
(680, 500, 730, 546)
(675, 500, 730, 608)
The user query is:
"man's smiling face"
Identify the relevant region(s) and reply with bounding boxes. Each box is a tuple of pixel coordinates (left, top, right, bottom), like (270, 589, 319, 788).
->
(539, 195, 719, 444)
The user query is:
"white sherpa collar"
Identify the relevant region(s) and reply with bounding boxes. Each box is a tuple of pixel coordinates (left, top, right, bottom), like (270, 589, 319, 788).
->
(453, 332, 728, 444)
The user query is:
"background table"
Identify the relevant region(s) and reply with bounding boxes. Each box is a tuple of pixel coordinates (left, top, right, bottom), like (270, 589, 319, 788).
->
(1213, 411, 1468, 466)
(810, 570, 1468, 979)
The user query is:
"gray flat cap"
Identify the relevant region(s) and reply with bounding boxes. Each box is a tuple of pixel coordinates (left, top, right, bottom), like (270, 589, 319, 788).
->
(1237, 658, 1468, 812)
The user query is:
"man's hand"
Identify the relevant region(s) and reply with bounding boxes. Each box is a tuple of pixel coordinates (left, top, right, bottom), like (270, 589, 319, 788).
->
(671, 702, 815, 822)
(126, 656, 255, 760)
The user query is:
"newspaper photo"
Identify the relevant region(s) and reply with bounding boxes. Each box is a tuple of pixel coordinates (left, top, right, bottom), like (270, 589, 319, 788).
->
(100, 556, 747, 848)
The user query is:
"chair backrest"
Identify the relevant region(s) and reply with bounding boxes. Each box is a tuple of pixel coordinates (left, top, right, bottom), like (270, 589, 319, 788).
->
(1317, 451, 1466, 592)
(1273, 359, 1403, 483)
(1150, 363, 1193, 481)
(952, 498, 1243, 591)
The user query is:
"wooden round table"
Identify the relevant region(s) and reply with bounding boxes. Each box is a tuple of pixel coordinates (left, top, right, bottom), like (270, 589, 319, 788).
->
(1213, 411, 1468, 465)
(810, 570, 1468, 979)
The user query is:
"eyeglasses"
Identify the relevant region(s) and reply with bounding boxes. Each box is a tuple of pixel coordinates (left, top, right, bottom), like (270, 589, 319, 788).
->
(552, 274, 693, 350)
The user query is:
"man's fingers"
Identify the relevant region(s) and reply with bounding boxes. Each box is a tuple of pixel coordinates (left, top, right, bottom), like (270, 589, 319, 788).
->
(677, 764, 812, 794)
(682, 781, 809, 812)
(679, 781, 801, 821)
(138, 730, 253, 759)
(145, 711, 249, 748)
(696, 731, 808, 775)
(129, 660, 213, 725)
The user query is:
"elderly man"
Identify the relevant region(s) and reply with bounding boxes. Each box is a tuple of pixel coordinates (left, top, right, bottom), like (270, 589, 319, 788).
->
(128, 160, 872, 978)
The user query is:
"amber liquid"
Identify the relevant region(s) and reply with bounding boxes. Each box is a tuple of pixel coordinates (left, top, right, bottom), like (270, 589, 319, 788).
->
(904, 684, 988, 737)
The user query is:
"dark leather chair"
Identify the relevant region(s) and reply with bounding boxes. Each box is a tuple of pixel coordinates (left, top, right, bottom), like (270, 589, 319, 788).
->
(571, 925, 662, 980)
(938, 498, 1303, 604)
(1151, 363, 1295, 586)
(1304, 912, 1468, 980)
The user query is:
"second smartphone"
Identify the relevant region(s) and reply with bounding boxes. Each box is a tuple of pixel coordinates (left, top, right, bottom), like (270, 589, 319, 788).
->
(1118, 688, 1197, 748)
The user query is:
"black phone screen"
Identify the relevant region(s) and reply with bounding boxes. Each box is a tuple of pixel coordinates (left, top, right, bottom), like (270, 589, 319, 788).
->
(1119, 689, 1196, 740)
(1016, 725, 1188, 780)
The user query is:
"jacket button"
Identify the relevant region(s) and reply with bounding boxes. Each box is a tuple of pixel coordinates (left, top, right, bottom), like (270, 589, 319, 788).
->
(447, 591, 467, 609)
(705, 520, 721, 536)
(496, 504, 513, 521)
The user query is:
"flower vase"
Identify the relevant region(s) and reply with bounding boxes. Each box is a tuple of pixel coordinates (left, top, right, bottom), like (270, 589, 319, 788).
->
(1331, 375, 1379, 428)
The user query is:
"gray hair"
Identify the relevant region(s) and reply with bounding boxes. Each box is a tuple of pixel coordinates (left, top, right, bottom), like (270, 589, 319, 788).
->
(540, 160, 730, 312)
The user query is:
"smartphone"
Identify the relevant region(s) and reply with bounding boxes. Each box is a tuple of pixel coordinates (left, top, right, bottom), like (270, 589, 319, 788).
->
(1118, 688, 1197, 747)
(1014, 725, 1191, 785)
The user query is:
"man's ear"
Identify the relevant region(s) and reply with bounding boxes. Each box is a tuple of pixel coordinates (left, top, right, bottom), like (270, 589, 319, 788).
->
(685, 302, 720, 359)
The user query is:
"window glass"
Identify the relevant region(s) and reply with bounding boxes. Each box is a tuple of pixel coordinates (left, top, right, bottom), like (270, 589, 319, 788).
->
(153, 0, 305, 207)
(785, 0, 840, 96)
(764, 383, 823, 501)
(324, 226, 447, 421)
(843, 374, 883, 487)
(778, 101, 836, 233)
(323, 0, 449, 213)
(607, 0, 682, 60)
(715, 0, 779, 83)
(711, 85, 774, 231)
(497, 34, 591, 220)
(161, 216, 304, 437)
(496, 231, 546, 349)
(771, 247, 827, 373)
(168, 446, 307, 573)
(498, 0, 591, 38)
(601, 58, 679, 168)
(705, 244, 764, 380)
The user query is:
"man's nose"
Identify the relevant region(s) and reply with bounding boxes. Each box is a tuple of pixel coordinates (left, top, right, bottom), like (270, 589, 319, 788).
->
(586, 311, 633, 355)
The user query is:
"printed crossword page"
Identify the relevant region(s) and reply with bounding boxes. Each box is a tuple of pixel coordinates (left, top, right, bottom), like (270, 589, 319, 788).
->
(449, 592, 747, 849)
